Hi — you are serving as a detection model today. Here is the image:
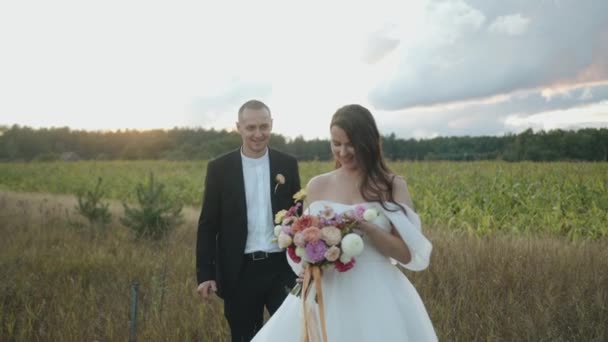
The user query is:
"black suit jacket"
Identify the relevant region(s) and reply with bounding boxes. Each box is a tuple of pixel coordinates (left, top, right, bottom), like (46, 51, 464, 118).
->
(196, 148, 301, 299)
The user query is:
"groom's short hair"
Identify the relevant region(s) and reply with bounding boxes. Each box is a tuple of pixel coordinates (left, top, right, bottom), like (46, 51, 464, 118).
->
(238, 100, 271, 120)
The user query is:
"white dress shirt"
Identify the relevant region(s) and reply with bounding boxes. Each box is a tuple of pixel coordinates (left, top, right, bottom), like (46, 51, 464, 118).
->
(241, 148, 281, 254)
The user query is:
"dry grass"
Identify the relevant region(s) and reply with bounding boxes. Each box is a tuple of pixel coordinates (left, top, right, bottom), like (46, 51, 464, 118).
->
(0, 191, 606, 341)
(416, 230, 608, 341)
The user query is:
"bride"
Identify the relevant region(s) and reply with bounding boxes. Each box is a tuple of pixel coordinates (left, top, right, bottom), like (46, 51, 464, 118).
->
(252, 104, 437, 341)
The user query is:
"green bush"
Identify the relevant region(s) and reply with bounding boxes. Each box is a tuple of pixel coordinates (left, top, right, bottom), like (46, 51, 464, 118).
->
(75, 177, 111, 227)
(121, 173, 183, 240)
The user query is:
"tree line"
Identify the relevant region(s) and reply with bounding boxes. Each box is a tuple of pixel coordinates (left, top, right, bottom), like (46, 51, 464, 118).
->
(0, 125, 607, 162)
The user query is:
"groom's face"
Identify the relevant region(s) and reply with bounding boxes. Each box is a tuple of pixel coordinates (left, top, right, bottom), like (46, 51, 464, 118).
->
(237, 107, 273, 157)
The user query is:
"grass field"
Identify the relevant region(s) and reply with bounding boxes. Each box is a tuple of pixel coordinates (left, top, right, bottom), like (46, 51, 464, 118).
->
(0, 191, 606, 341)
(1, 160, 607, 340)
(1, 160, 606, 238)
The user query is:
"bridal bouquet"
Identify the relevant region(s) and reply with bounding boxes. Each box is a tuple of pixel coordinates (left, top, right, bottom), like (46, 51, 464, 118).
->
(273, 189, 379, 274)
(274, 189, 380, 342)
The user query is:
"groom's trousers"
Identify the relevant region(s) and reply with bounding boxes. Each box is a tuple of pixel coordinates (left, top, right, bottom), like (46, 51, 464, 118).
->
(223, 252, 295, 342)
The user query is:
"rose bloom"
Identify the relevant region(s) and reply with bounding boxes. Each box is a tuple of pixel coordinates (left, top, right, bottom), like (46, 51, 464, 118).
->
(293, 232, 306, 247)
(324, 246, 341, 262)
(302, 226, 322, 243)
(320, 226, 342, 246)
(278, 232, 293, 249)
(275, 173, 286, 184)
(291, 215, 320, 233)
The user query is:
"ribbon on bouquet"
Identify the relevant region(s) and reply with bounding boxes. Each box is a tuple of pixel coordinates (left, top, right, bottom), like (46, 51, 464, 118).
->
(302, 265, 328, 342)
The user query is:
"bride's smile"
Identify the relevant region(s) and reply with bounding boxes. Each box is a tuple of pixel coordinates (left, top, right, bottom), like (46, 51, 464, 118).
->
(330, 125, 358, 170)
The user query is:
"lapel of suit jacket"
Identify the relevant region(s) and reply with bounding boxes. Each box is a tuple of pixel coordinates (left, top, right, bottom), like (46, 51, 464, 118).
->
(232, 148, 248, 227)
(268, 148, 279, 215)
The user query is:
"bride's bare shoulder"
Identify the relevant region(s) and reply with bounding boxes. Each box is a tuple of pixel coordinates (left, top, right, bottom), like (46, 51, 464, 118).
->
(391, 174, 414, 209)
(305, 171, 337, 202)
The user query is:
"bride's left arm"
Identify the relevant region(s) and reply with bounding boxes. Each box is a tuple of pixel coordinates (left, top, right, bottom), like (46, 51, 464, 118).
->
(357, 177, 413, 264)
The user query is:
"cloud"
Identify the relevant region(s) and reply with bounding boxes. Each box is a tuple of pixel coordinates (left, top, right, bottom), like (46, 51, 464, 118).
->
(580, 87, 594, 101)
(375, 82, 608, 138)
(368, 0, 608, 110)
(1, 0, 606, 140)
(187, 80, 273, 127)
(488, 14, 530, 36)
(362, 26, 401, 64)
(505, 102, 608, 132)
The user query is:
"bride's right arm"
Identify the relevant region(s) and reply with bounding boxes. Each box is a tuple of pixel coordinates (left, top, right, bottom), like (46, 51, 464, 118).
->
(383, 177, 432, 271)
(355, 177, 417, 265)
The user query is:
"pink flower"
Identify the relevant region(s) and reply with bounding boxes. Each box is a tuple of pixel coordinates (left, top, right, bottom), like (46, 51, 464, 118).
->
(302, 227, 322, 243)
(324, 246, 341, 262)
(291, 215, 320, 233)
(330, 213, 353, 229)
(281, 225, 293, 235)
(320, 226, 342, 246)
(282, 216, 296, 226)
(305, 240, 328, 263)
(354, 205, 366, 220)
(287, 202, 303, 216)
(335, 257, 356, 272)
(293, 232, 306, 247)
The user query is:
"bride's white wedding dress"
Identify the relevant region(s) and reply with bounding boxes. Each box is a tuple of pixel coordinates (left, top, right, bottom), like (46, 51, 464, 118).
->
(252, 200, 437, 342)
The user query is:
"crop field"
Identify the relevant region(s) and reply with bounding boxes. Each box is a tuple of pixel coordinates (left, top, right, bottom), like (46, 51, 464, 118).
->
(1, 160, 606, 238)
(0, 160, 607, 340)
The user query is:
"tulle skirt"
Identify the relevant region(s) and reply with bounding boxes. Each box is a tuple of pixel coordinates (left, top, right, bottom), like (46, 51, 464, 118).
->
(252, 259, 437, 341)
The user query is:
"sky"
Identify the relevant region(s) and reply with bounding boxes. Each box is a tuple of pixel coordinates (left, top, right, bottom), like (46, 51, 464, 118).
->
(1, 0, 607, 140)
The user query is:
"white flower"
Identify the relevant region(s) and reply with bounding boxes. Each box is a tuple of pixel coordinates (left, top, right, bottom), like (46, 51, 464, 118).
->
(295, 246, 306, 257)
(278, 233, 292, 249)
(297, 246, 311, 262)
(363, 208, 379, 221)
(274, 225, 283, 237)
(341, 233, 364, 257)
(339, 254, 352, 263)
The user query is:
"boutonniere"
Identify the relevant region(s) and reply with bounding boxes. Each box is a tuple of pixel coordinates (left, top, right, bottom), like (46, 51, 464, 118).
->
(274, 173, 285, 193)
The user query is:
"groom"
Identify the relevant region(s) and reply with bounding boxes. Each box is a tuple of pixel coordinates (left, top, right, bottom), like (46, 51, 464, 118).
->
(196, 99, 300, 341)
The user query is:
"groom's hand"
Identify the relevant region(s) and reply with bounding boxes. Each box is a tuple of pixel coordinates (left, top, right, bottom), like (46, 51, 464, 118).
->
(197, 280, 217, 301)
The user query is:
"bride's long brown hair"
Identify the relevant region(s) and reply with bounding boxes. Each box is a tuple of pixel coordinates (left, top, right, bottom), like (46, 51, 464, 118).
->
(330, 104, 406, 214)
